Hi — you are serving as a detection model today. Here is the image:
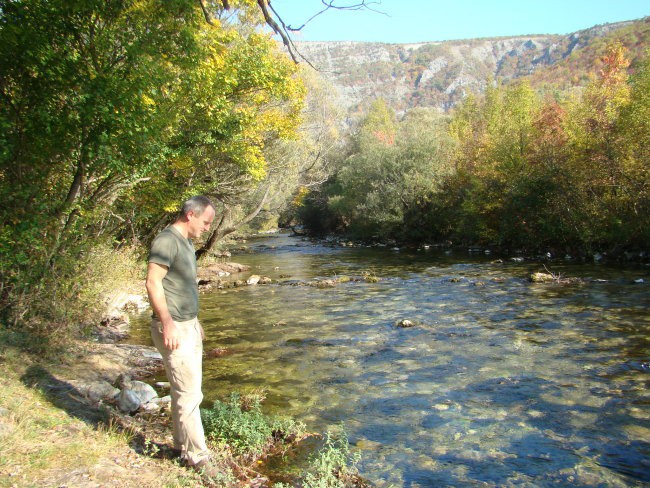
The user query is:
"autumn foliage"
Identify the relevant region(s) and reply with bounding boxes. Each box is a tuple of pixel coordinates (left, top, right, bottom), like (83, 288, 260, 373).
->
(299, 44, 650, 257)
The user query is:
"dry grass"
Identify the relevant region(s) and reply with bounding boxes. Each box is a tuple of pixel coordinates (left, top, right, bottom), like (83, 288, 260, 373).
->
(0, 337, 200, 488)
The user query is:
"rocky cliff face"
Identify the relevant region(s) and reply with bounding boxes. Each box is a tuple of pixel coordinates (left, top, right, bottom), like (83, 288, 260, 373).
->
(295, 20, 637, 114)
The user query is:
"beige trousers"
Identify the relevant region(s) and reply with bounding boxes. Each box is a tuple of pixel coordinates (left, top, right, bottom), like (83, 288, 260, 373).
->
(151, 317, 210, 465)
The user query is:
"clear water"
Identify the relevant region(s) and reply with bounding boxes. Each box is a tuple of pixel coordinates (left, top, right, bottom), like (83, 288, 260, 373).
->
(130, 234, 650, 487)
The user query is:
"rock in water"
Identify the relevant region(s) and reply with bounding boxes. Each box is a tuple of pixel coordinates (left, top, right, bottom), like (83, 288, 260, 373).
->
(396, 319, 415, 328)
(247, 275, 261, 285)
(529, 272, 554, 283)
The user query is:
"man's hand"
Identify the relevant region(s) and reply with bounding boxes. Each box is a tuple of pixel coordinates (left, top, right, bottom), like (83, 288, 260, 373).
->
(162, 320, 181, 350)
(146, 262, 182, 350)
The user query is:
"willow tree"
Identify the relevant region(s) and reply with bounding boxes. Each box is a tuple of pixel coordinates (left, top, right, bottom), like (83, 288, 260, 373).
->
(312, 100, 455, 241)
(445, 81, 540, 246)
(611, 51, 650, 249)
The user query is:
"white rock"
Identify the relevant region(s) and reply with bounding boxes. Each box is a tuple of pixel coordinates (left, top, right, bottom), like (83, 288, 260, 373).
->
(118, 389, 141, 413)
(128, 381, 158, 404)
(246, 275, 261, 285)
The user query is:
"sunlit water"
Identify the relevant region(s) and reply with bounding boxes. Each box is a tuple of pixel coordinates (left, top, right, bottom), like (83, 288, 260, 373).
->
(131, 234, 650, 487)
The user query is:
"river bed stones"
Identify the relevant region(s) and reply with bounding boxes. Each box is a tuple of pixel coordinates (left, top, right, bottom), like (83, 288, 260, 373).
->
(529, 272, 584, 284)
(205, 347, 230, 358)
(243, 275, 274, 285)
(530, 272, 555, 283)
(395, 319, 416, 328)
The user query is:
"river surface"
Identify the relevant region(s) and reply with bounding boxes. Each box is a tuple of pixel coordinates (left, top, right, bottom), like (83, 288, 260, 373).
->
(131, 233, 650, 487)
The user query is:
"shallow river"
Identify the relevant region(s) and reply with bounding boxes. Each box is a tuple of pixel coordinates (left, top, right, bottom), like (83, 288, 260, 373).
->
(131, 234, 650, 487)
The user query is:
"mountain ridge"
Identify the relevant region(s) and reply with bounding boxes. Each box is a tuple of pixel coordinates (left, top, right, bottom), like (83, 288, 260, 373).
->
(295, 17, 649, 114)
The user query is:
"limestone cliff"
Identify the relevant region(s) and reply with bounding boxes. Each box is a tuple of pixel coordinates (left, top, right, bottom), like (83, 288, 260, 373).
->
(294, 18, 647, 114)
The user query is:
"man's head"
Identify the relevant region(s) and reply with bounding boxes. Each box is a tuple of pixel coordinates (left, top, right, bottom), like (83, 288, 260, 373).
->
(178, 196, 216, 239)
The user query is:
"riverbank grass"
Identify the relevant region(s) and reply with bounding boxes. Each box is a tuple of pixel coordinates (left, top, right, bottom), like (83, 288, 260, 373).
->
(0, 333, 199, 487)
(0, 331, 365, 487)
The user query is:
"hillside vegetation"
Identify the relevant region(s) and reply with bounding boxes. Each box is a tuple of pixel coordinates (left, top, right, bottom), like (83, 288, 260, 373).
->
(293, 43, 650, 258)
(296, 17, 650, 114)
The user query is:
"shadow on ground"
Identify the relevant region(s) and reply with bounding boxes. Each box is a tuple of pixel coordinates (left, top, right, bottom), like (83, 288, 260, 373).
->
(19, 364, 179, 460)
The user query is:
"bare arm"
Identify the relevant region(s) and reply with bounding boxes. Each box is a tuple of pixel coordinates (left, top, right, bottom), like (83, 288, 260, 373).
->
(145, 262, 181, 350)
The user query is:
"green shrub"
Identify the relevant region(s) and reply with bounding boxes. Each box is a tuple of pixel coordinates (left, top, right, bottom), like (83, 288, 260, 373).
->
(301, 429, 361, 488)
(0, 242, 144, 352)
(201, 392, 305, 457)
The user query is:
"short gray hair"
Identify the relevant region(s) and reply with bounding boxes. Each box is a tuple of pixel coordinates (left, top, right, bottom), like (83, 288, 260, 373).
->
(179, 196, 214, 218)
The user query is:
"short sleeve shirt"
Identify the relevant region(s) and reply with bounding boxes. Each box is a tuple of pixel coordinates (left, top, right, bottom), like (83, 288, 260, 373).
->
(148, 226, 199, 321)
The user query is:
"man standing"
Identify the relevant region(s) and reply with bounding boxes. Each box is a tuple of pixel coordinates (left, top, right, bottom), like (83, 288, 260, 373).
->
(145, 195, 217, 476)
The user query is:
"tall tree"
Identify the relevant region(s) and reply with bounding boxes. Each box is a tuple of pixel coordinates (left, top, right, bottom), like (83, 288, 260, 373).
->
(564, 43, 633, 249)
(0, 0, 306, 326)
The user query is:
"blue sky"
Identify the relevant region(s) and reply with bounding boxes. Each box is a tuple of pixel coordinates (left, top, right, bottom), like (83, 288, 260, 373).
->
(271, 0, 649, 43)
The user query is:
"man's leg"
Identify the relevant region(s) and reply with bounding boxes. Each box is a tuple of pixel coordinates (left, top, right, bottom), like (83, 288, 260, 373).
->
(151, 317, 210, 465)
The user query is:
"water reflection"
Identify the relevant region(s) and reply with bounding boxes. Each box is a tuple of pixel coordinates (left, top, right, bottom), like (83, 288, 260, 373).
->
(131, 234, 650, 487)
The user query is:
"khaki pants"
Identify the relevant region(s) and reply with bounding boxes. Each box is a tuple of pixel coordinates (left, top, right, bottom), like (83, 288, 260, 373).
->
(151, 317, 210, 465)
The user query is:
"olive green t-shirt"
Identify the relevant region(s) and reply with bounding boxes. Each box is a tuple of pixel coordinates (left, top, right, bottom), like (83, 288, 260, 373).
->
(148, 226, 198, 321)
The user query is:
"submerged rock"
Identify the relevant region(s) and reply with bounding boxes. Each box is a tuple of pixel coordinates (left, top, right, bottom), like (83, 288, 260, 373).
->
(314, 279, 337, 288)
(205, 347, 230, 358)
(530, 272, 555, 283)
(396, 319, 416, 328)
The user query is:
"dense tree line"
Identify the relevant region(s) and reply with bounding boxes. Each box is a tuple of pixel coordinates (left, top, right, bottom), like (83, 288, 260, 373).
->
(1, 0, 647, 342)
(0, 0, 315, 336)
(295, 44, 650, 258)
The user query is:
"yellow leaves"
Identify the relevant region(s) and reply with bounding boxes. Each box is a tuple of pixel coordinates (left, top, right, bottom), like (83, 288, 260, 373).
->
(292, 186, 309, 207)
(163, 202, 178, 213)
(141, 94, 156, 107)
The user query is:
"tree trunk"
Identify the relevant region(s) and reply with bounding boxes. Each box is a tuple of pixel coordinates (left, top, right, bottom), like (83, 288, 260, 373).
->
(195, 186, 271, 260)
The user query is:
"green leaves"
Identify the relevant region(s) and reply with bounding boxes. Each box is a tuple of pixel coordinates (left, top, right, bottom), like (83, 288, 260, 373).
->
(201, 392, 304, 456)
(299, 43, 648, 254)
(0, 0, 305, 330)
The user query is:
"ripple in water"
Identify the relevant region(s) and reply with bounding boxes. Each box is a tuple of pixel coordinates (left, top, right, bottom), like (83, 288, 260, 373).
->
(130, 235, 650, 487)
